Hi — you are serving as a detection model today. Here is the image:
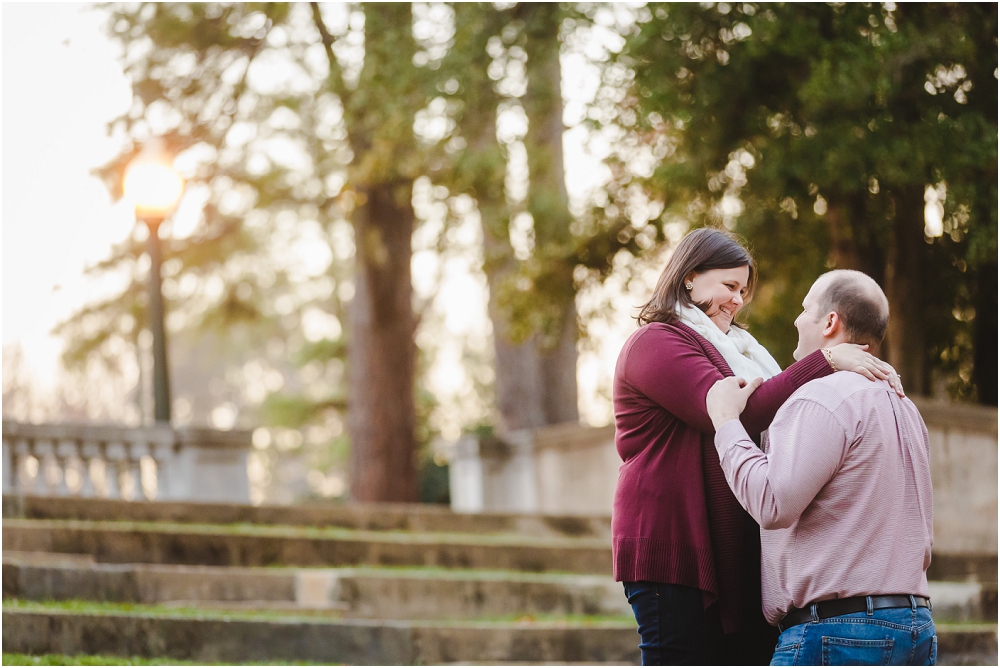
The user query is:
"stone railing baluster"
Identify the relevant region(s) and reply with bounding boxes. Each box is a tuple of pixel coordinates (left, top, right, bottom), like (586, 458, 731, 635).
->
(79, 440, 100, 498)
(150, 438, 174, 501)
(2, 420, 251, 504)
(32, 438, 54, 496)
(12, 438, 30, 492)
(54, 439, 77, 497)
(2, 435, 12, 494)
(128, 440, 149, 501)
(104, 440, 125, 499)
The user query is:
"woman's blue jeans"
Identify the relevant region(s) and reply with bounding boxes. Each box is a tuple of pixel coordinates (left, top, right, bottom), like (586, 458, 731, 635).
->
(769, 601, 936, 666)
(623, 581, 777, 665)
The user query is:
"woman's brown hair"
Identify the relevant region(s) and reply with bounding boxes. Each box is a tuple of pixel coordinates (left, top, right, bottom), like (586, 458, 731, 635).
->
(637, 227, 757, 327)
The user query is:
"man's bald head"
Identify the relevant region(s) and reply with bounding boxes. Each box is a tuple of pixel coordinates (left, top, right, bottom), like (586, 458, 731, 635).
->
(814, 270, 889, 352)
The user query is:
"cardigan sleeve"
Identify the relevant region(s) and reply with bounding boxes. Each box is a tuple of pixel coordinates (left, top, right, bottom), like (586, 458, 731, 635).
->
(624, 325, 833, 437)
(623, 326, 729, 434)
(739, 349, 833, 435)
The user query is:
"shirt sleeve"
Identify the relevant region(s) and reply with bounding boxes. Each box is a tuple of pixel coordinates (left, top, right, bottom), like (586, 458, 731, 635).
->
(713, 398, 848, 530)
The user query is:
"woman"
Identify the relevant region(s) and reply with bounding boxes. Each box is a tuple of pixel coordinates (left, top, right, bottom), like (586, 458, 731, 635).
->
(613, 228, 897, 665)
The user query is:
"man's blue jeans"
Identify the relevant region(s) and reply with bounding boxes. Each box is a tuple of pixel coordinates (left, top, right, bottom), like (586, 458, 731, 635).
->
(770, 600, 936, 666)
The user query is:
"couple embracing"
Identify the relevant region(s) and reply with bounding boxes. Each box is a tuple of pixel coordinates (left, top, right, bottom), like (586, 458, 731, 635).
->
(612, 228, 935, 666)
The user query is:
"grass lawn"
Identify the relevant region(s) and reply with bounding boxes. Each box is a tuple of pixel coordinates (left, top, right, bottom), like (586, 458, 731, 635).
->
(2, 654, 331, 666)
(5, 597, 635, 625)
(3, 654, 196, 666)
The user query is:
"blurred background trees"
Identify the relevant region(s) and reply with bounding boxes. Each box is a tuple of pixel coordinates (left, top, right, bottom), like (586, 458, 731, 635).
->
(52, 2, 997, 504)
(611, 2, 997, 398)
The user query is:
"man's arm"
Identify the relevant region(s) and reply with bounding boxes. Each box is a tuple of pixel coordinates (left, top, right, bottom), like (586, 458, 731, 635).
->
(708, 380, 848, 529)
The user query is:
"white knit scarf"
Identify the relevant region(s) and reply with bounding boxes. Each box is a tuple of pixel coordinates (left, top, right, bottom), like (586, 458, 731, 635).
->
(676, 304, 782, 381)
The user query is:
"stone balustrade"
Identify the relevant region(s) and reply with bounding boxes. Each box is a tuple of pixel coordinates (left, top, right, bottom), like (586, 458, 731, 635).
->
(2, 420, 251, 503)
(449, 398, 999, 556)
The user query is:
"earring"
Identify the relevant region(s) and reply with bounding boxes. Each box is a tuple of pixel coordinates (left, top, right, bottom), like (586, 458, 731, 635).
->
(685, 282, 694, 290)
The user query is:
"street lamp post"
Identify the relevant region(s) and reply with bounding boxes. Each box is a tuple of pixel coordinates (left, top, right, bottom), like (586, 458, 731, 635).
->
(124, 140, 184, 424)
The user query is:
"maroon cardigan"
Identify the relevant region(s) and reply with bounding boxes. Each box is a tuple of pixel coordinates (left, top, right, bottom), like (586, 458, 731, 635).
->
(612, 321, 833, 633)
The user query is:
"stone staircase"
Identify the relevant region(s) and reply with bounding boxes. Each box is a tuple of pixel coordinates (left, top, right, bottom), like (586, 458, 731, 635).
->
(3, 495, 997, 665)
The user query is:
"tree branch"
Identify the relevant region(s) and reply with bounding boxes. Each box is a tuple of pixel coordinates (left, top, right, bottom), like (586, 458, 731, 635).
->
(310, 1, 349, 100)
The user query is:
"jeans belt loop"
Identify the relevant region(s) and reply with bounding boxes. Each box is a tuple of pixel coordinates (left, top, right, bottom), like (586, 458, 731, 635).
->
(909, 595, 917, 611)
(809, 603, 818, 623)
(866, 596, 874, 616)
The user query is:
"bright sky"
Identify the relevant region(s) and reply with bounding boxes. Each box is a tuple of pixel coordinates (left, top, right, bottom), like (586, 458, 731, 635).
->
(2, 3, 135, 389)
(1, 3, 646, 430)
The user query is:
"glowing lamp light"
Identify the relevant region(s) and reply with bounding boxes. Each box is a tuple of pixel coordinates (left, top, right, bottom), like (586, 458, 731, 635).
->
(124, 147, 184, 219)
(122, 140, 185, 425)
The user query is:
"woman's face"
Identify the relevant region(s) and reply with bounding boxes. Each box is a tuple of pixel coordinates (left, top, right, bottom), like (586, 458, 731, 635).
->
(687, 266, 750, 333)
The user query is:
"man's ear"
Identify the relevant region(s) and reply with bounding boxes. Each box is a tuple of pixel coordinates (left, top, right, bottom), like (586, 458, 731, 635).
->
(822, 311, 840, 337)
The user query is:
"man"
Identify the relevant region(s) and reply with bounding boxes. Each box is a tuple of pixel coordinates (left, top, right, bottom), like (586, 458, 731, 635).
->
(705, 270, 936, 666)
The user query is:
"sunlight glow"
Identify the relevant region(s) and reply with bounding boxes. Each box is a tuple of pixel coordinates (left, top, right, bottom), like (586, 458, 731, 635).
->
(124, 156, 184, 218)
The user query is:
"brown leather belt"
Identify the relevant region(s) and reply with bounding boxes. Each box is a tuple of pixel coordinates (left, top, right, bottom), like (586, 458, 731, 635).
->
(779, 595, 931, 632)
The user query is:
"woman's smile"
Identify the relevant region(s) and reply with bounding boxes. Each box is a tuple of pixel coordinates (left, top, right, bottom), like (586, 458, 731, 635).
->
(688, 266, 749, 332)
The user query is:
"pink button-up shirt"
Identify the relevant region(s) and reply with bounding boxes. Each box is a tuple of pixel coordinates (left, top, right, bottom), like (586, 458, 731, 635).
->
(714, 372, 933, 625)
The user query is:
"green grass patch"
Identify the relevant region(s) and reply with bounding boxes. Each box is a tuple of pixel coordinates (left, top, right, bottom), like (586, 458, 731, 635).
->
(2, 653, 199, 665)
(3, 557, 597, 579)
(4, 598, 634, 626)
(933, 621, 999, 631)
(4, 518, 607, 548)
(2, 653, 330, 666)
(5, 598, 334, 623)
(274, 564, 609, 580)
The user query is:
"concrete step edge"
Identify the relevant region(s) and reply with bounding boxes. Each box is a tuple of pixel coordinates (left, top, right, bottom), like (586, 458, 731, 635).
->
(3, 525, 612, 574)
(2, 518, 609, 548)
(4, 608, 996, 666)
(2, 494, 613, 540)
(3, 560, 633, 619)
(1, 554, 612, 580)
(3, 605, 637, 628)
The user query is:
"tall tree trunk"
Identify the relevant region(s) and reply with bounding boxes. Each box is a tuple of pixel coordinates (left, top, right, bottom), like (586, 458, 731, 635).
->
(481, 209, 548, 433)
(450, 4, 578, 433)
(539, 295, 579, 424)
(884, 188, 929, 395)
(825, 201, 863, 271)
(972, 262, 997, 405)
(826, 194, 885, 284)
(348, 181, 418, 502)
(521, 3, 579, 426)
(333, 3, 422, 502)
(449, 4, 551, 435)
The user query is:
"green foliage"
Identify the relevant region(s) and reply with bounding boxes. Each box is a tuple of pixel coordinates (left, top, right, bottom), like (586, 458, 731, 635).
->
(613, 2, 996, 393)
(418, 452, 450, 505)
(2, 654, 201, 666)
(64, 3, 349, 408)
(64, 3, 441, 499)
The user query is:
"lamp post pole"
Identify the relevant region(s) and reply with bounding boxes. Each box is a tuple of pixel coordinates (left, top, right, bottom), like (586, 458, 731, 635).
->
(125, 139, 183, 426)
(143, 216, 171, 424)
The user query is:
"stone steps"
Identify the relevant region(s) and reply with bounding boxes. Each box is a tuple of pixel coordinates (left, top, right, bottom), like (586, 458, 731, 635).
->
(929, 581, 999, 624)
(2, 603, 639, 665)
(2, 494, 611, 540)
(2, 519, 610, 574)
(2, 557, 631, 620)
(5, 602, 996, 666)
(4, 495, 997, 665)
(6, 554, 995, 624)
